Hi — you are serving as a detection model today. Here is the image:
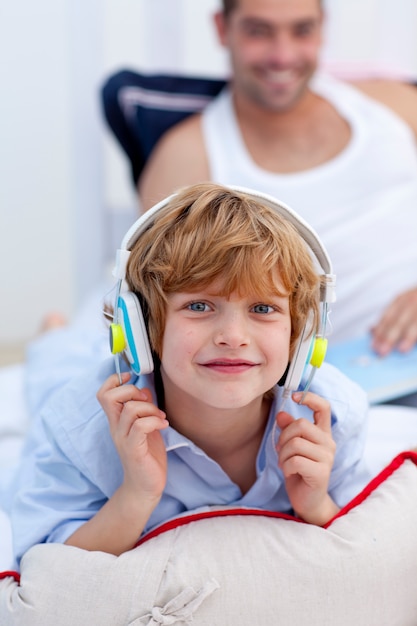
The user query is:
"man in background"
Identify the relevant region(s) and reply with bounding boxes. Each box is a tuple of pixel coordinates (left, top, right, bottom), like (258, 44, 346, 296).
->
(22, 0, 417, 411)
(139, 0, 417, 381)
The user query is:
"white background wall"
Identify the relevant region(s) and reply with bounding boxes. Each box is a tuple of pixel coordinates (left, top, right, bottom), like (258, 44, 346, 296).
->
(1, 0, 416, 347)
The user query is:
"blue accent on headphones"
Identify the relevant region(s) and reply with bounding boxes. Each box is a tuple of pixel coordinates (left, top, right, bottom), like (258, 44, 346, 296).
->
(117, 295, 141, 375)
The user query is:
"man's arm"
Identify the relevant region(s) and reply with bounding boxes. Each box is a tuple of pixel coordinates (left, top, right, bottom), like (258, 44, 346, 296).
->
(353, 79, 417, 353)
(138, 113, 211, 213)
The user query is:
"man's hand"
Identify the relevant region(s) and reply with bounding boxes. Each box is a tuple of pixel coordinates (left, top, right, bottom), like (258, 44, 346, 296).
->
(372, 288, 417, 355)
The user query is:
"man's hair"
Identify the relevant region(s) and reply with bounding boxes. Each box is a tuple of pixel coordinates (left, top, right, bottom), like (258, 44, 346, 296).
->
(221, 0, 237, 16)
(221, 0, 322, 18)
(126, 183, 321, 358)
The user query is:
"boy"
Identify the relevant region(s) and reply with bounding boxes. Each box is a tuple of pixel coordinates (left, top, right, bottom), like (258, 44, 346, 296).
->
(11, 183, 369, 561)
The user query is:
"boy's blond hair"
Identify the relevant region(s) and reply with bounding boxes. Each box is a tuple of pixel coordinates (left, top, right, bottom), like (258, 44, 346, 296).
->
(126, 183, 321, 358)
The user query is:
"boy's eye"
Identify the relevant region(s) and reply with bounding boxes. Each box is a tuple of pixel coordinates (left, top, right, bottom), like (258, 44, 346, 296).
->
(188, 301, 209, 312)
(252, 304, 275, 314)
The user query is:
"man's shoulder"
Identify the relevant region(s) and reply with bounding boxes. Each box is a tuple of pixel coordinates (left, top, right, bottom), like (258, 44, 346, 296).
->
(157, 112, 204, 151)
(139, 112, 210, 210)
(349, 79, 417, 134)
(146, 112, 206, 171)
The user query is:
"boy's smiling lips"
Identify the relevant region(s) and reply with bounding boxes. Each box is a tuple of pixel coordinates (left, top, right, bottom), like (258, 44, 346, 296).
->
(200, 358, 259, 374)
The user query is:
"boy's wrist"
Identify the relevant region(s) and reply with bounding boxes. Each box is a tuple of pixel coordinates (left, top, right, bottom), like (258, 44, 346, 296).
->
(64, 486, 162, 555)
(116, 483, 162, 521)
(296, 494, 340, 527)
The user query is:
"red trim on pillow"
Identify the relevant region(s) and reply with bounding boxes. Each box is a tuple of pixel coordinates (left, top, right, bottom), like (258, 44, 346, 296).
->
(136, 451, 417, 545)
(0, 571, 20, 583)
(136, 508, 304, 547)
(3, 452, 414, 576)
(324, 450, 417, 528)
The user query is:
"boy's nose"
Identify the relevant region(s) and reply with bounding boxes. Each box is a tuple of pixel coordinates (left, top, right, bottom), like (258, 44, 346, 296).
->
(214, 312, 250, 348)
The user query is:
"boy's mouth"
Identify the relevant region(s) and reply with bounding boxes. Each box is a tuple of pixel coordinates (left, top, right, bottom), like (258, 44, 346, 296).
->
(201, 359, 257, 374)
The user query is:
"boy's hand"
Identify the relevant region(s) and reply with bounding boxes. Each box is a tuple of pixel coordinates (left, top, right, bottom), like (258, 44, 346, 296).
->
(97, 372, 168, 503)
(276, 391, 339, 526)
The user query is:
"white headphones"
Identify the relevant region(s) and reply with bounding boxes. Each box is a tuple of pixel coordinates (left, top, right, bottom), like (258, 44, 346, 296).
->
(109, 186, 336, 394)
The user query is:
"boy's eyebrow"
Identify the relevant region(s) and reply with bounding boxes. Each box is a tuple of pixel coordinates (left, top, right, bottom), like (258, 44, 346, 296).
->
(170, 290, 290, 301)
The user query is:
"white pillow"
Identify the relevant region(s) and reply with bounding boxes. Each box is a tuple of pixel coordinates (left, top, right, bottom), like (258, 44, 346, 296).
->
(1, 452, 417, 626)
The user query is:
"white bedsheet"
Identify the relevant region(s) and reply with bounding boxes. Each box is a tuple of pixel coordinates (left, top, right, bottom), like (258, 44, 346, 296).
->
(1, 362, 416, 572)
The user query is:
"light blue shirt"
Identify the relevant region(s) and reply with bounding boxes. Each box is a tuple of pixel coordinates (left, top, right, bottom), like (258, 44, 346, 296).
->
(11, 357, 371, 564)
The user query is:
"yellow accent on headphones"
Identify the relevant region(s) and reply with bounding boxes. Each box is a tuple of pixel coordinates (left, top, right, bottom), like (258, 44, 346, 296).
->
(310, 337, 328, 368)
(109, 323, 126, 354)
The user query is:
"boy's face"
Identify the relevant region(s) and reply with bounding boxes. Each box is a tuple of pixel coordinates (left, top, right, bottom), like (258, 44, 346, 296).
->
(215, 0, 323, 112)
(160, 281, 291, 412)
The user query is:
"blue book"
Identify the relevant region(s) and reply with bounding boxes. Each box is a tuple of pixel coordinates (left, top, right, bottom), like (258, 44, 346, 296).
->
(326, 334, 417, 404)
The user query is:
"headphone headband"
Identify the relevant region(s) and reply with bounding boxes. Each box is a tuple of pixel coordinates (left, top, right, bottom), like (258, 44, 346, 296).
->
(113, 185, 336, 304)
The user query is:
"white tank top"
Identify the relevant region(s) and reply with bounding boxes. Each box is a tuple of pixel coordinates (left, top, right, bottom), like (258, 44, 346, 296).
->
(202, 73, 417, 343)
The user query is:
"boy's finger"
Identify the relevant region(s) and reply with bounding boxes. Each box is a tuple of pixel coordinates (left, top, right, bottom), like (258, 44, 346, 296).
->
(292, 391, 331, 432)
(98, 372, 131, 393)
(118, 404, 167, 439)
(275, 411, 294, 431)
(137, 387, 153, 403)
(109, 385, 150, 404)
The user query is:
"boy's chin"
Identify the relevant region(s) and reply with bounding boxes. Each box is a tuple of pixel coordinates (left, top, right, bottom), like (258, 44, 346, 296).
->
(197, 389, 271, 411)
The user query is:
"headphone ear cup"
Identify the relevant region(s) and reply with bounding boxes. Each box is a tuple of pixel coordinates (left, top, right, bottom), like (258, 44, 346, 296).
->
(109, 323, 126, 354)
(114, 292, 154, 375)
(284, 326, 315, 392)
(282, 312, 328, 393)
